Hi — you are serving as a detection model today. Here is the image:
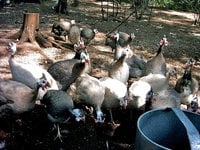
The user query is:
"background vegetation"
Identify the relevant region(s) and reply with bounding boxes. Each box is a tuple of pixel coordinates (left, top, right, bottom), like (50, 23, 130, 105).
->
(150, 0, 200, 11)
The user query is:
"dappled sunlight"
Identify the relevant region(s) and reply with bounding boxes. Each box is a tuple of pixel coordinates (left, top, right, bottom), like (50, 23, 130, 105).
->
(0, 1, 199, 149)
(152, 10, 195, 26)
(160, 10, 195, 20)
(191, 33, 200, 37)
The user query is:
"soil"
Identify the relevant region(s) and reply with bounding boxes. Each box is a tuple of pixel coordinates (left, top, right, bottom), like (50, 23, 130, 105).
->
(0, 0, 200, 150)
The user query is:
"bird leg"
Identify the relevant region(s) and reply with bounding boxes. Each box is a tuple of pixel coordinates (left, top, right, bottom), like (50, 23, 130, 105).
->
(54, 124, 63, 142)
(106, 139, 109, 150)
(108, 109, 120, 129)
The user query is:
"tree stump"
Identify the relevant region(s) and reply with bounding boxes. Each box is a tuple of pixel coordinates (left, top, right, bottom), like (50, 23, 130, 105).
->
(15, 13, 54, 63)
(10, 12, 72, 63)
(18, 13, 39, 46)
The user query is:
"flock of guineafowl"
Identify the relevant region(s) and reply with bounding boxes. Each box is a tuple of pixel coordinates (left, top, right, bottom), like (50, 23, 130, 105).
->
(0, 17, 200, 147)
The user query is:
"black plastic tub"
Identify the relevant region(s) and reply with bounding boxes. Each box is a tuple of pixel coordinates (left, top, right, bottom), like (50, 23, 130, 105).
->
(135, 108, 200, 150)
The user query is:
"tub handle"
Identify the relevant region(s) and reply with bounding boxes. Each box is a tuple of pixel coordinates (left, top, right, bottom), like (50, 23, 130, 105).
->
(171, 108, 200, 150)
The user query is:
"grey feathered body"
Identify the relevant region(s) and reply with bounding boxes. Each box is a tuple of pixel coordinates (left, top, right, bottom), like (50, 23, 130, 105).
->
(42, 90, 74, 123)
(68, 25, 81, 45)
(145, 46, 166, 75)
(9, 57, 59, 90)
(0, 80, 36, 115)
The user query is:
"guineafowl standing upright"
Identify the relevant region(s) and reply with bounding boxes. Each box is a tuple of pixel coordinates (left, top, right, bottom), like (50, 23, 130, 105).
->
(144, 35, 168, 76)
(110, 33, 146, 78)
(108, 44, 130, 85)
(47, 44, 91, 89)
(58, 49, 91, 91)
(7, 42, 59, 91)
(41, 90, 85, 141)
(150, 88, 181, 110)
(65, 55, 105, 123)
(175, 59, 199, 105)
(52, 19, 75, 40)
(100, 77, 128, 125)
(127, 80, 155, 112)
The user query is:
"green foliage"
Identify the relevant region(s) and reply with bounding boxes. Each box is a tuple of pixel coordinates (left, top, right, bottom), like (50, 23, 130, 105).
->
(149, 0, 200, 12)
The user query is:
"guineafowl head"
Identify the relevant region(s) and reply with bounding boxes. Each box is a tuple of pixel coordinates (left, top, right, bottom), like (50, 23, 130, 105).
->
(159, 35, 168, 47)
(80, 50, 90, 64)
(117, 44, 132, 61)
(36, 75, 51, 100)
(71, 108, 85, 122)
(7, 42, 17, 56)
(185, 58, 197, 69)
(74, 39, 85, 50)
(113, 32, 120, 42)
(36, 73, 51, 90)
(70, 19, 75, 25)
(130, 33, 136, 40)
(73, 39, 86, 59)
(168, 67, 178, 79)
(156, 35, 168, 56)
(93, 28, 98, 34)
(145, 88, 157, 111)
(187, 94, 199, 112)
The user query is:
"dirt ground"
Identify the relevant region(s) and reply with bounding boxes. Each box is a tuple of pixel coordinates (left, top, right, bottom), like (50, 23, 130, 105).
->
(0, 0, 200, 150)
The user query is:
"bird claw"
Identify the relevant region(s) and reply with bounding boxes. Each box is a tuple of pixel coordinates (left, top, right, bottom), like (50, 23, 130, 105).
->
(109, 121, 120, 129)
(95, 117, 105, 123)
(53, 124, 63, 142)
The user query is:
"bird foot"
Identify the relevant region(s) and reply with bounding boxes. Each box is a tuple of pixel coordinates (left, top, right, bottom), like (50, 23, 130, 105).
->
(53, 124, 64, 142)
(108, 121, 120, 130)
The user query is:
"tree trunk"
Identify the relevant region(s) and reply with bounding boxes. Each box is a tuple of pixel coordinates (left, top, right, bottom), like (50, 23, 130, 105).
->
(11, 12, 72, 62)
(16, 13, 54, 63)
(54, 0, 68, 15)
(19, 13, 39, 46)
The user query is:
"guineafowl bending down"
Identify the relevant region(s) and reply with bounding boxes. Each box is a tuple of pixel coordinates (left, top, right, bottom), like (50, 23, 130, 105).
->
(175, 59, 199, 104)
(41, 90, 85, 141)
(144, 35, 168, 76)
(67, 73, 106, 123)
(7, 42, 59, 91)
(47, 44, 91, 89)
(100, 77, 128, 124)
(80, 28, 98, 45)
(139, 67, 177, 92)
(52, 19, 75, 40)
(0, 78, 49, 118)
(150, 88, 181, 110)
(109, 44, 130, 85)
(127, 80, 155, 111)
